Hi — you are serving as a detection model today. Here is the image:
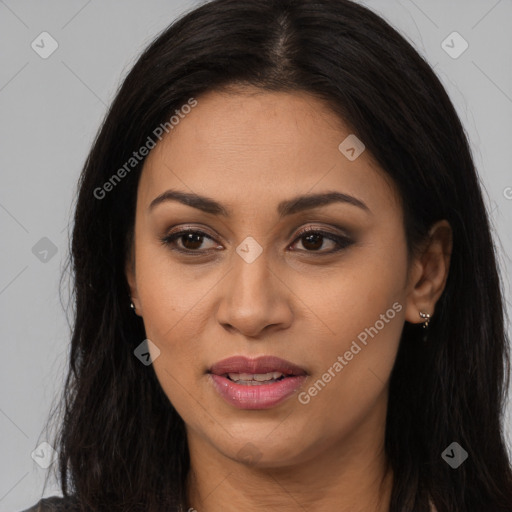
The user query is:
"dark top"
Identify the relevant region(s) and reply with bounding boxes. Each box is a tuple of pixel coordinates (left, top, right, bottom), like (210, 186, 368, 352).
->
(19, 496, 184, 511)
(20, 496, 80, 512)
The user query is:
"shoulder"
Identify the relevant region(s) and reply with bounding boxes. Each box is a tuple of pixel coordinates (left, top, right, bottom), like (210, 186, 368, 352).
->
(18, 496, 81, 512)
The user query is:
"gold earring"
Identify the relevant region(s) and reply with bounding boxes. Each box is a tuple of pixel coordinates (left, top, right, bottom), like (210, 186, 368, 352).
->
(419, 311, 431, 328)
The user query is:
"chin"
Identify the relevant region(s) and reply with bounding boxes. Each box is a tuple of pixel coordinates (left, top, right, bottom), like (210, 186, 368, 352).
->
(215, 429, 310, 468)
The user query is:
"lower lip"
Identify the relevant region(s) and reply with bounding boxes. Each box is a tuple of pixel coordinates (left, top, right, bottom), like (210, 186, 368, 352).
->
(209, 374, 307, 409)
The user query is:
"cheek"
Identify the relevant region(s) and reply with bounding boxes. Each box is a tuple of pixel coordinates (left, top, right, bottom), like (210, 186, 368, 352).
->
(301, 228, 407, 343)
(135, 251, 207, 418)
(134, 242, 206, 382)
(295, 234, 407, 418)
(294, 303, 403, 446)
(135, 237, 206, 339)
(299, 268, 404, 387)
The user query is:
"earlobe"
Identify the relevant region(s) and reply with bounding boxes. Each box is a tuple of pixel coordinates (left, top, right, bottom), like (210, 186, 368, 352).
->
(404, 220, 452, 325)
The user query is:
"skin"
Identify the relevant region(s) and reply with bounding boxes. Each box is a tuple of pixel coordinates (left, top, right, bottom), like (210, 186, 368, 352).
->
(126, 86, 452, 512)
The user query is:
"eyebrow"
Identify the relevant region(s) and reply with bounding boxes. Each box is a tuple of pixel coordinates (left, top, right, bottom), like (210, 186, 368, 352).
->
(148, 189, 371, 217)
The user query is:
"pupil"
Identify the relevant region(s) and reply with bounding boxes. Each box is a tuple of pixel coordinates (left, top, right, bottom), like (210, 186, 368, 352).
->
(182, 233, 203, 250)
(303, 233, 322, 251)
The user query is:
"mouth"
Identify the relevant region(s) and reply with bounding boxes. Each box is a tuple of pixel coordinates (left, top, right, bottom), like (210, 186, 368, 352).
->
(222, 371, 289, 385)
(208, 355, 308, 409)
(208, 355, 307, 381)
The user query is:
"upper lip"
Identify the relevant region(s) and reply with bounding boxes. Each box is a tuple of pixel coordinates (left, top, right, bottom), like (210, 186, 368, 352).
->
(209, 356, 307, 376)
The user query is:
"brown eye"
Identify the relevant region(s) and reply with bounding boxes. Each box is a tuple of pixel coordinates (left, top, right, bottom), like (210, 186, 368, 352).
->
(178, 232, 207, 251)
(290, 228, 353, 254)
(161, 229, 219, 254)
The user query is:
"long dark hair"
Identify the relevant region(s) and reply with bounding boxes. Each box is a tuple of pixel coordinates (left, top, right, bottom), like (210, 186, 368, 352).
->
(39, 0, 512, 510)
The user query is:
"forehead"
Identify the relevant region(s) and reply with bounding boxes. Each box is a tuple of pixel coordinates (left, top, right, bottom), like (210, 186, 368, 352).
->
(138, 87, 401, 218)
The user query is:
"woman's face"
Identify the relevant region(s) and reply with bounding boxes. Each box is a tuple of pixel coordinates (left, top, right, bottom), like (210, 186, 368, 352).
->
(126, 87, 425, 468)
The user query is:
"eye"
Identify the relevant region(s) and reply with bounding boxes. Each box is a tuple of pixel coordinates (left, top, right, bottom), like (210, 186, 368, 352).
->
(160, 226, 354, 255)
(161, 228, 220, 254)
(289, 226, 354, 254)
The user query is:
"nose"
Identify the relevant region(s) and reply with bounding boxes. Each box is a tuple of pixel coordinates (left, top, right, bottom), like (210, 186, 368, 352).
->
(215, 249, 293, 338)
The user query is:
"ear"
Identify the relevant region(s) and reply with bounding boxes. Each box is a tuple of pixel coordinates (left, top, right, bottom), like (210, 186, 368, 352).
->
(125, 243, 143, 317)
(404, 220, 453, 325)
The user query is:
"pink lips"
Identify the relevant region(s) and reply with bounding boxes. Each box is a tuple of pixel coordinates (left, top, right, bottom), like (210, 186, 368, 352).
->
(208, 355, 307, 410)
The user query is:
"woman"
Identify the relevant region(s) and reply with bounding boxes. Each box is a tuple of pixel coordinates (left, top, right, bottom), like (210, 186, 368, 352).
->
(21, 0, 512, 510)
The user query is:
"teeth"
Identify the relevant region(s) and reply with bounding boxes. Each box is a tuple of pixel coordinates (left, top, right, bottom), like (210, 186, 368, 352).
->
(228, 371, 285, 382)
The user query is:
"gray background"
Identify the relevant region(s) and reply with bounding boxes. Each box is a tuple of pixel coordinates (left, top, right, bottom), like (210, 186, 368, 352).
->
(1, 0, 511, 510)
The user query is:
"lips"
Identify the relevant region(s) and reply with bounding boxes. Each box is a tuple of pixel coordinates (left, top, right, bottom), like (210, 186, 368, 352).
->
(208, 355, 307, 377)
(208, 356, 308, 409)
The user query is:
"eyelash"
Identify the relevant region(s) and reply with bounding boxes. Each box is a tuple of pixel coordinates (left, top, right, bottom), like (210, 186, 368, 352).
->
(160, 226, 354, 256)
